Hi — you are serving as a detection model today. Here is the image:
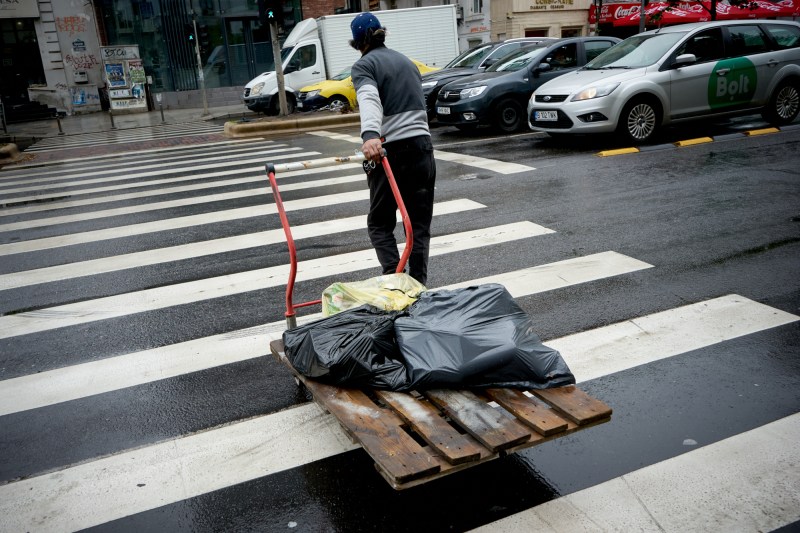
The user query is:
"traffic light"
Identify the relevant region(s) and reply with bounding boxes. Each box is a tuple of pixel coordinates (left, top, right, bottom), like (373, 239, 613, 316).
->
(184, 23, 196, 43)
(258, 0, 282, 25)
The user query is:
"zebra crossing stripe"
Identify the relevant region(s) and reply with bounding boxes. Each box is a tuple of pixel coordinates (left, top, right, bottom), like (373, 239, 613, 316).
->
(0, 199, 484, 289)
(0, 152, 365, 206)
(1, 139, 264, 173)
(25, 125, 225, 153)
(306, 130, 535, 174)
(0, 250, 642, 414)
(0, 295, 795, 532)
(0, 173, 366, 233)
(0, 188, 372, 256)
(0, 149, 311, 196)
(469, 413, 800, 532)
(0, 146, 296, 188)
(0, 222, 553, 338)
(0, 163, 363, 217)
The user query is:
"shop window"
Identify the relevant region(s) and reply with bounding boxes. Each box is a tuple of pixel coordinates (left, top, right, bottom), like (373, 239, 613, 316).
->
(525, 29, 547, 37)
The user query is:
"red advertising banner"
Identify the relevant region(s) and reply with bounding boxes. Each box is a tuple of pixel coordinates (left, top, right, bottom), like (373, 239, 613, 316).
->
(589, 0, 800, 26)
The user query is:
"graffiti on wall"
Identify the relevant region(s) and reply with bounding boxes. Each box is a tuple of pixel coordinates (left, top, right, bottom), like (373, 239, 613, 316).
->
(56, 15, 88, 36)
(65, 53, 100, 70)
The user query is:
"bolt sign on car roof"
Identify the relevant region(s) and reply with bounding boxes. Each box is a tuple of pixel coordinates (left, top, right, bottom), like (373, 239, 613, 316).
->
(528, 20, 800, 144)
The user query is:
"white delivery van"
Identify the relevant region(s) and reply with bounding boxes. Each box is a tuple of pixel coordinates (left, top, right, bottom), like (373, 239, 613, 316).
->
(242, 5, 459, 114)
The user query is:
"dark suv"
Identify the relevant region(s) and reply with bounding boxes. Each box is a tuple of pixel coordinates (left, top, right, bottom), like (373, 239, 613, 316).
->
(435, 36, 621, 132)
(421, 38, 556, 118)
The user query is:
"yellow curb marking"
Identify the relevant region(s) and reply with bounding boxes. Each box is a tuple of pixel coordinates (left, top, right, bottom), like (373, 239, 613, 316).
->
(745, 127, 779, 136)
(597, 147, 640, 157)
(674, 137, 713, 147)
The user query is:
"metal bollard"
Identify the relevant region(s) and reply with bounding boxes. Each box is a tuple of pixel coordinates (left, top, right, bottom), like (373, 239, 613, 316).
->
(159, 102, 165, 124)
(56, 114, 64, 135)
(109, 110, 117, 130)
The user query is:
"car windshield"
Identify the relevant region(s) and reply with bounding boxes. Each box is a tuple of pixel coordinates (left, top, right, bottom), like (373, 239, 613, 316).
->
(444, 44, 495, 68)
(584, 32, 686, 69)
(486, 45, 546, 72)
(331, 68, 351, 81)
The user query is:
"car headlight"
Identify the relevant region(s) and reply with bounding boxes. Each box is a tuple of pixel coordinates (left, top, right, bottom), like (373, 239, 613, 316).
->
(460, 86, 487, 99)
(250, 82, 265, 96)
(571, 82, 620, 102)
(421, 80, 438, 89)
(305, 90, 320, 98)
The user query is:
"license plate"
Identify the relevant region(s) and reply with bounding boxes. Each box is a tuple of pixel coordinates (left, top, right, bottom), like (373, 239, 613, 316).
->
(535, 110, 558, 121)
(437, 106, 450, 115)
(297, 101, 303, 108)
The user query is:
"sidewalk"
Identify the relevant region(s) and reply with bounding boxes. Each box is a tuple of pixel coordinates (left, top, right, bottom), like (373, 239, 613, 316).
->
(1, 103, 359, 140)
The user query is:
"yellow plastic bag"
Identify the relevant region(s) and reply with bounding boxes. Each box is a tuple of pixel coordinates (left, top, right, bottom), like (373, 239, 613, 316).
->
(322, 273, 427, 316)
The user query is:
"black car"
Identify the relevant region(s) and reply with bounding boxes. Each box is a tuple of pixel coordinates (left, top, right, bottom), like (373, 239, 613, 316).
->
(421, 38, 555, 118)
(434, 36, 621, 132)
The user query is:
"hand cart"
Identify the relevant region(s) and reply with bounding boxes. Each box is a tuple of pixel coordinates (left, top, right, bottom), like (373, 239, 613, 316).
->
(265, 154, 612, 490)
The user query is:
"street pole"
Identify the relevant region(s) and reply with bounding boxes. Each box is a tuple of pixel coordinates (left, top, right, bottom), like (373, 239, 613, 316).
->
(639, 0, 646, 33)
(270, 19, 289, 116)
(192, 14, 209, 116)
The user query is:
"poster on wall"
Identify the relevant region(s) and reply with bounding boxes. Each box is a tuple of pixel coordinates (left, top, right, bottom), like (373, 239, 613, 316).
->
(128, 60, 146, 84)
(105, 63, 127, 88)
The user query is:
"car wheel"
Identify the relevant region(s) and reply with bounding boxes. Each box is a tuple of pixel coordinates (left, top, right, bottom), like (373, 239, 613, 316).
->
(328, 95, 349, 112)
(617, 97, 660, 144)
(270, 93, 296, 115)
(762, 79, 800, 126)
(494, 99, 523, 133)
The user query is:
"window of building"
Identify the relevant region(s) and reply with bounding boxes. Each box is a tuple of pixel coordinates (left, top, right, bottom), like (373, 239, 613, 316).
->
(561, 27, 581, 37)
(525, 29, 548, 37)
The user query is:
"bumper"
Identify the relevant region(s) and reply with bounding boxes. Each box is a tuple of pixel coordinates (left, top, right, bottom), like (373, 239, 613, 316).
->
(527, 100, 618, 133)
(243, 95, 271, 111)
(435, 99, 488, 126)
(297, 94, 328, 112)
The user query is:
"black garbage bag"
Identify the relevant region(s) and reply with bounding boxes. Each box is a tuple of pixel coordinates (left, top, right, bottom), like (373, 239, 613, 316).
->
(282, 305, 409, 390)
(394, 284, 575, 390)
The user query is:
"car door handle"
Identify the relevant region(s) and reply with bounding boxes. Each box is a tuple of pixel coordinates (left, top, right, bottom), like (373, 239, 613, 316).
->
(312, 71, 321, 75)
(715, 68, 730, 76)
(767, 59, 779, 67)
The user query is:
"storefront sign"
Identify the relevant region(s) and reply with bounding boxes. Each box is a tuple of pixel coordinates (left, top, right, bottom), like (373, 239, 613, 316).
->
(530, 0, 575, 10)
(590, 0, 800, 25)
(0, 0, 39, 18)
(109, 89, 131, 98)
(110, 97, 147, 110)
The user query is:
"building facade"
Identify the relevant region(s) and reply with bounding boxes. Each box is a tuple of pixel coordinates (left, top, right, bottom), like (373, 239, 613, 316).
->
(3, 0, 796, 118)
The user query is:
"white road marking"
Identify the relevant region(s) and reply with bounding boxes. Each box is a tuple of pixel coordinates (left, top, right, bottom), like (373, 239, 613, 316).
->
(306, 130, 535, 174)
(0, 222, 553, 338)
(469, 413, 800, 533)
(0, 295, 795, 532)
(0, 199, 484, 290)
(0, 249, 647, 414)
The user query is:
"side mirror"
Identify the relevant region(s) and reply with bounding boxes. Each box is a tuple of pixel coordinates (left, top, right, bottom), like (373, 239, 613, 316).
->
(672, 53, 696, 68)
(534, 62, 552, 76)
(482, 58, 498, 69)
(284, 64, 298, 74)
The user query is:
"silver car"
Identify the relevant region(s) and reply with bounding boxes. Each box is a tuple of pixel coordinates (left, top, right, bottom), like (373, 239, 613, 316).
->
(528, 20, 800, 143)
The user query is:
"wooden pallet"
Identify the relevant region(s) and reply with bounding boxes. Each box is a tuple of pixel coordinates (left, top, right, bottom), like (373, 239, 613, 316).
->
(270, 339, 612, 490)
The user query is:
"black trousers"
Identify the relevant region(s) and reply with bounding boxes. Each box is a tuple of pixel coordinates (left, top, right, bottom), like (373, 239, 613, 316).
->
(366, 135, 436, 286)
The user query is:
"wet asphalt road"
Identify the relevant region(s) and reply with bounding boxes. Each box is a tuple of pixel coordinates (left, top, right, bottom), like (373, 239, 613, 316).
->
(0, 115, 798, 532)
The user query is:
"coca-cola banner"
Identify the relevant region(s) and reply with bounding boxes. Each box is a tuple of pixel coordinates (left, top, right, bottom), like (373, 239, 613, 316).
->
(589, 1, 800, 26)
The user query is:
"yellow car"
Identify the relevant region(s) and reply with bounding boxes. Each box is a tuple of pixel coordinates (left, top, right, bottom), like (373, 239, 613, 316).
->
(297, 59, 438, 112)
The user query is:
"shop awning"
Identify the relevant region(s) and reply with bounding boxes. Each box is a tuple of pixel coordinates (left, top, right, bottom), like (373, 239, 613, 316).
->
(590, 1, 800, 26)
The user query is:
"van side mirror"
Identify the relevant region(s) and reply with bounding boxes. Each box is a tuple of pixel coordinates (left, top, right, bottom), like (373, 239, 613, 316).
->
(284, 64, 298, 74)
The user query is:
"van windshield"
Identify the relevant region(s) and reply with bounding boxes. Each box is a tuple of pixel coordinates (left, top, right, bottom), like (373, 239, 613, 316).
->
(585, 32, 686, 69)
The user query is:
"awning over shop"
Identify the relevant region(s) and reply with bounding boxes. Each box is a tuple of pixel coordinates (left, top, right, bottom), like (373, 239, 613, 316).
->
(590, 1, 800, 27)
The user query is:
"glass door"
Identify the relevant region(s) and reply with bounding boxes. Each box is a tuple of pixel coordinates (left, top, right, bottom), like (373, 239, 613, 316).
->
(224, 18, 273, 86)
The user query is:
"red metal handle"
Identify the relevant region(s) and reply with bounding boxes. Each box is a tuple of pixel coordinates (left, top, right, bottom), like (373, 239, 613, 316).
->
(266, 154, 411, 329)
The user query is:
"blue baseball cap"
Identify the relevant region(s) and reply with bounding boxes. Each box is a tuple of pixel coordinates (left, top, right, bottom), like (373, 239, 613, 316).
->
(350, 12, 382, 46)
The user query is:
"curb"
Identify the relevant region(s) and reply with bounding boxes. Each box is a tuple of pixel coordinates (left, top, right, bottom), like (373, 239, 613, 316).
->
(224, 113, 360, 138)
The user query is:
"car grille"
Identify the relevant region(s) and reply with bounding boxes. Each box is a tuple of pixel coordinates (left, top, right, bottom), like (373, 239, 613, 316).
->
(243, 88, 251, 97)
(534, 94, 568, 103)
(530, 109, 574, 129)
(438, 90, 461, 103)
